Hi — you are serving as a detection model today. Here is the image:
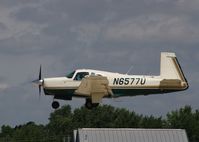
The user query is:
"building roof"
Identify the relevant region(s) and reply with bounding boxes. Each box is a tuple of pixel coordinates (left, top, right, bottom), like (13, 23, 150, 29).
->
(74, 128, 189, 142)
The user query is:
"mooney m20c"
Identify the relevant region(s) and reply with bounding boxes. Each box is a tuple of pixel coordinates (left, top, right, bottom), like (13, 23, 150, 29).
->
(33, 52, 188, 109)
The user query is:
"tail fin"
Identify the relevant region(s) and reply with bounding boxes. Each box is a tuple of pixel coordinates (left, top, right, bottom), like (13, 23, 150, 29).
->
(160, 52, 188, 87)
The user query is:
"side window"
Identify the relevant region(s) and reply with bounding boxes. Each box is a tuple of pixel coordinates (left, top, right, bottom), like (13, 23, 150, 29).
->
(74, 72, 89, 81)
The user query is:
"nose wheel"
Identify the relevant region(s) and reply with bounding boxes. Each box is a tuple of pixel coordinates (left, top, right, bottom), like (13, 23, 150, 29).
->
(52, 101, 60, 109)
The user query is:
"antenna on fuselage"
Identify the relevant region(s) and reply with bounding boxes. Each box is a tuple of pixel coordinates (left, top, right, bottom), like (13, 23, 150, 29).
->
(126, 65, 133, 75)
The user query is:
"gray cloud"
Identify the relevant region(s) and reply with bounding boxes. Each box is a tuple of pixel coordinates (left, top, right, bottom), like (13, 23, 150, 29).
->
(0, 23, 7, 31)
(0, 0, 42, 7)
(0, 84, 9, 91)
(104, 14, 199, 43)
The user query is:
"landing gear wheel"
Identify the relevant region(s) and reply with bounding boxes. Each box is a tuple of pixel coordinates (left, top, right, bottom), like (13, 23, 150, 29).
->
(85, 98, 99, 109)
(85, 98, 93, 109)
(52, 101, 60, 109)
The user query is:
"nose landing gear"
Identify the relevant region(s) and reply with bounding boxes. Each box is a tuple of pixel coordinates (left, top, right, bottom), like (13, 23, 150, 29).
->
(52, 101, 60, 109)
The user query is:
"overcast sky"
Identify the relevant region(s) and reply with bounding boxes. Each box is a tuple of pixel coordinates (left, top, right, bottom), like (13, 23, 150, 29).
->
(0, 0, 198, 126)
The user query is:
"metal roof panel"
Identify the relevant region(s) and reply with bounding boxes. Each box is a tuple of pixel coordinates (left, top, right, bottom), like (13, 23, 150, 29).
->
(74, 128, 189, 142)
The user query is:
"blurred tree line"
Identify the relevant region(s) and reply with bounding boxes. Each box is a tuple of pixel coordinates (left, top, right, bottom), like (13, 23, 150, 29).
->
(0, 105, 198, 142)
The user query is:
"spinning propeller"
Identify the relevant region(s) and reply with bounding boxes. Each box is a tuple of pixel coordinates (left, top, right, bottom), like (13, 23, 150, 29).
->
(32, 65, 44, 96)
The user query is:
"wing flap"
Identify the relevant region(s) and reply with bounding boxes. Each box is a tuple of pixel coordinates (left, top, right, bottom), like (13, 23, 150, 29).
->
(75, 76, 113, 103)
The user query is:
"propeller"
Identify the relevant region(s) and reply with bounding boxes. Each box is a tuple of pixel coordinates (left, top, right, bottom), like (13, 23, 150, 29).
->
(32, 65, 44, 96)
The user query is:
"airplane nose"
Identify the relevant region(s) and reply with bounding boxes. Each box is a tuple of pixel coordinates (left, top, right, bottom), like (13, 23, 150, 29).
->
(38, 79, 44, 86)
(32, 79, 43, 85)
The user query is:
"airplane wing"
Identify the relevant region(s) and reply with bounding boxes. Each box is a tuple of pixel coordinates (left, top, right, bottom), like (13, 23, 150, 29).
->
(75, 76, 113, 103)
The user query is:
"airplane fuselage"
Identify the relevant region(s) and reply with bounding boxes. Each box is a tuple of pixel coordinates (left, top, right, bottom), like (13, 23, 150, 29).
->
(43, 69, 188, 100)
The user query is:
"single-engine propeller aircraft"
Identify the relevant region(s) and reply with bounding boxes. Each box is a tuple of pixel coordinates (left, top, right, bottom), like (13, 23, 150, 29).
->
(33, 52, 188, 109)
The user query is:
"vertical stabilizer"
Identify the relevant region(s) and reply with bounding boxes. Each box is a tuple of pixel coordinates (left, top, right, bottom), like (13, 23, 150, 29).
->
(160, 52, 187, 82)
(160, 52, 188, 90)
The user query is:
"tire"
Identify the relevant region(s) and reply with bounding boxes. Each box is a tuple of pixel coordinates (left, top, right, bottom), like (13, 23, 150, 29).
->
(85, 98, 99, 109)
(52, 101, 60, 109)
(85, 101, 92, 109)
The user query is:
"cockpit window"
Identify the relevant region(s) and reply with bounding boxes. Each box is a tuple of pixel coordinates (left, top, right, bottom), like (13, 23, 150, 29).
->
(66, 71, 75, 78)
(74, 72, 89, 81)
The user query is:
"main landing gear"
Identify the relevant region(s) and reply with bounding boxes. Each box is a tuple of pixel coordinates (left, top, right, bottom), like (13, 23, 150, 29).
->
(85, 98, 99, 109)
(51, 98, 99, 109)
(52, 101, 60, 109)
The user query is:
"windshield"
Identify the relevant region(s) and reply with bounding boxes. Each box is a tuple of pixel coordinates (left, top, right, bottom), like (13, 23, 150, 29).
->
(66, 71, 75, 78)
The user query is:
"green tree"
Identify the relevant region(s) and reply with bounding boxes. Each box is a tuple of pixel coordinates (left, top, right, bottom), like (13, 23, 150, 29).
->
(0, 125, 13, 139)
(12, 122, 47, 141)
(166, 106, 199, 142)
(72, 105, 116, 128)
(113, 108, 135, 128)
(47, 105, 73, 137)
(139, 115, 164, 128)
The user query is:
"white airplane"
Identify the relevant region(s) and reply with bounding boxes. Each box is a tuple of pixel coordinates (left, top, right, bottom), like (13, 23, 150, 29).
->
(33, 52, 188, 109)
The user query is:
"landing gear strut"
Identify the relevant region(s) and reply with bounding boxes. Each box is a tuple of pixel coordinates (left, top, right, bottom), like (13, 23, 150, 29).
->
(52, 101, 60, 109)
(85, 98, 99, 109)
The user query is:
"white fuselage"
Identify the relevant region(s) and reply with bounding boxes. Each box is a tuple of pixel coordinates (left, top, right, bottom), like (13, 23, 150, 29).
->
(42, 69, 188, 99)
